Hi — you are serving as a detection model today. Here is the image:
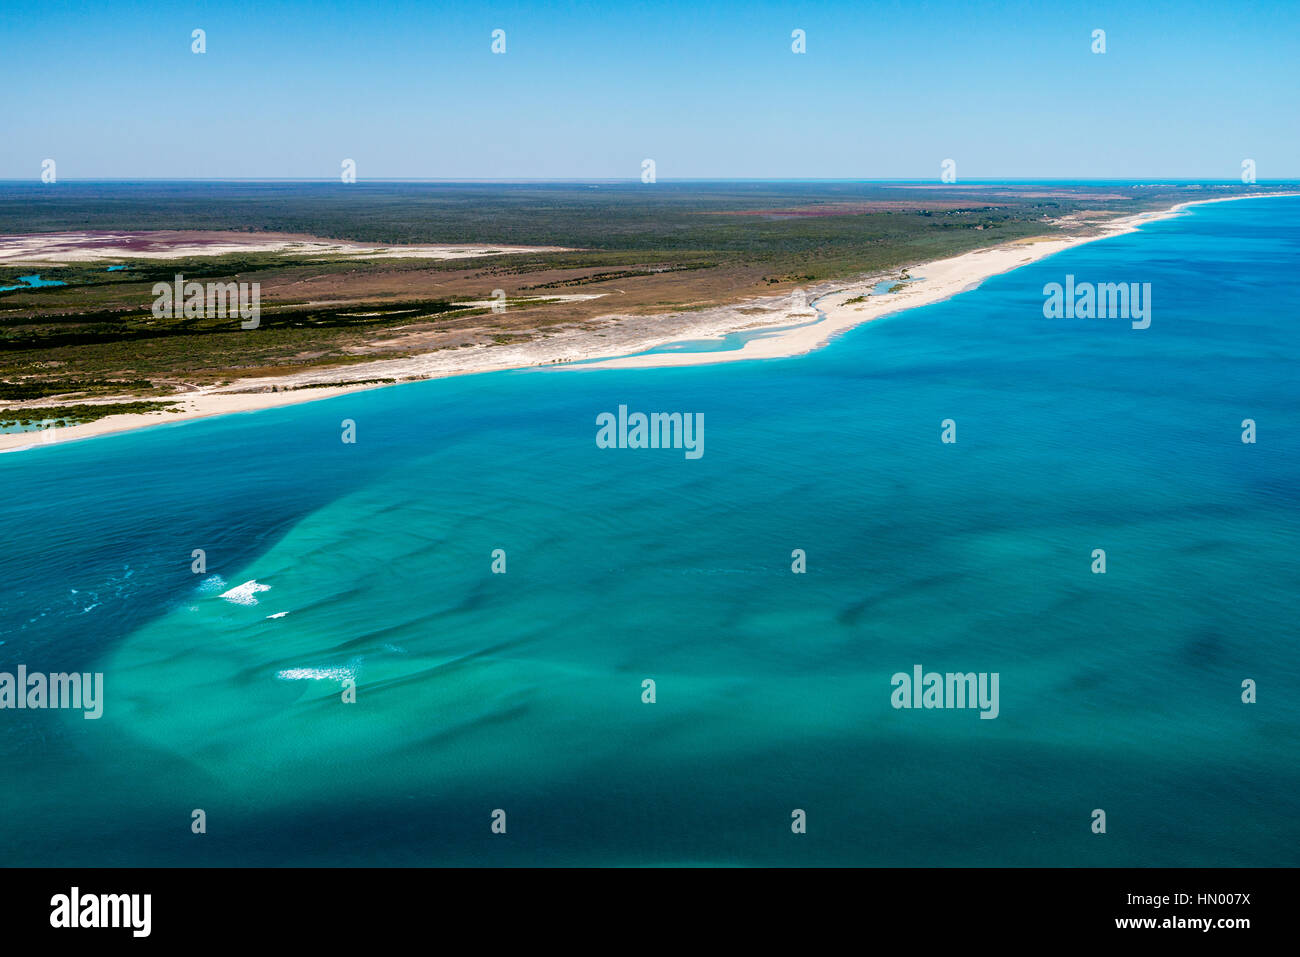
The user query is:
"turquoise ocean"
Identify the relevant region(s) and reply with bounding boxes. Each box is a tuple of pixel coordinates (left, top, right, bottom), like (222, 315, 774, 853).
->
(1, 196, 1297, 866)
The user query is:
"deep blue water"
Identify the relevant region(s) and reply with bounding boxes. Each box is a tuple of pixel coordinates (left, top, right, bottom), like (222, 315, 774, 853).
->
(0, 197, 1296, 866)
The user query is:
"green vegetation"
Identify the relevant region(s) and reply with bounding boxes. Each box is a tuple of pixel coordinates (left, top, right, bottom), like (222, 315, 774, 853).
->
(289, 378, 396, 390)
(0, 400, 180, 428)
(520, 262, 715, 289)
(0, 180, 1234, 250)
(0, 298, 481, 388)
(0, 377, 160, 400)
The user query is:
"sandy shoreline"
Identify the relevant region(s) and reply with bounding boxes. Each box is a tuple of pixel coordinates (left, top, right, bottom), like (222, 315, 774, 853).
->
(3, 192, 1293, 454)
(581, 192, 1297, 370)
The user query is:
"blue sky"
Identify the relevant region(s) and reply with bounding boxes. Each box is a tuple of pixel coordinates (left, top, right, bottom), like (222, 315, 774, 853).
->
(3, 0, 1297, 179)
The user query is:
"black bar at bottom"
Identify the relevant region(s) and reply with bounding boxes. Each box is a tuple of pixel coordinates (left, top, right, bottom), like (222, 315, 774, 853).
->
(0, 867, 1277, 942)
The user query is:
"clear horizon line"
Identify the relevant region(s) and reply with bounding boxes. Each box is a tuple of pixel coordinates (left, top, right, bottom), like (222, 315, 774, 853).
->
(3, 177, 1299, 185)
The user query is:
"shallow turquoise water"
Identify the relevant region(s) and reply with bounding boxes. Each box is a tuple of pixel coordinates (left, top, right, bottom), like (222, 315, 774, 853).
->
(1, 197, 1297, 866)
(0, 273, 66, 292)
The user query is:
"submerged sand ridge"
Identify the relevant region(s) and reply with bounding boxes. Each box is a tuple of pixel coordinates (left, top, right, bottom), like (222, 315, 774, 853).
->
(0, 230, 573, 264)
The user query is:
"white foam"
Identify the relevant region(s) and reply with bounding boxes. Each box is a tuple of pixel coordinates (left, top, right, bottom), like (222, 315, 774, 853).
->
(220, 579, 271, 605)
(276, 664, 354, 682)
(197, 574, 227, 595)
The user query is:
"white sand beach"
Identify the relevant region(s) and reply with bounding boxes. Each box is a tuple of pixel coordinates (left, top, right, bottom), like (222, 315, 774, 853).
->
(581, 193, 1295, 371)
(2, 193, 1292, 454)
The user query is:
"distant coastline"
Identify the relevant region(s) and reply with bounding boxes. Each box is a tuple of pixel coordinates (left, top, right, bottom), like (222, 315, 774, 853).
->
(2, 191, 1294, 455)
(581, 192, 1299, 372)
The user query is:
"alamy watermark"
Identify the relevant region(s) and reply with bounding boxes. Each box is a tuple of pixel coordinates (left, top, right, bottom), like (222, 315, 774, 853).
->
(0, 665, 103, 719)
(1042, 274, 1151, 329)
(596, 404, 703, 459)
(50, 887, 150, 937)
(891, 664, 999, 719)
